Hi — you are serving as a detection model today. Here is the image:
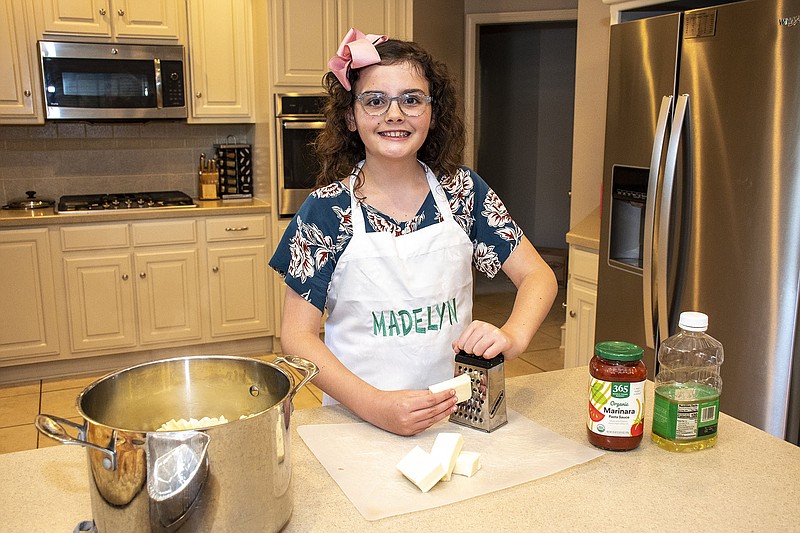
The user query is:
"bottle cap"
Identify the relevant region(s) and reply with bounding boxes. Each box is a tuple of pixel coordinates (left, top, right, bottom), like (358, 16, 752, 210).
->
(595, 341, 644, 362)
(679, 311, 708, 331)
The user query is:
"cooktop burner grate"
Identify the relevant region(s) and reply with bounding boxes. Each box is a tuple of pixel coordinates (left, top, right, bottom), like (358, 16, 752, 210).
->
(57, 191, 196, 213)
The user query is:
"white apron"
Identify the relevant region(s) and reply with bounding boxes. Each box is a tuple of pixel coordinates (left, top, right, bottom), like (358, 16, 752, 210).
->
(322, 163, 474, 405)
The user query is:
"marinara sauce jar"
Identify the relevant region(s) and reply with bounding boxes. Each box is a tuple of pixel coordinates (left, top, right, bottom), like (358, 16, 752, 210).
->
(587, 341, 646, 451)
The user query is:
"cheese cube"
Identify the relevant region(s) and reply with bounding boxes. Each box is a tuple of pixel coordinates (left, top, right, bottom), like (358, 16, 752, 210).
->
(396, 446, 446, 493)
(452, 451, 481, 477)
(429, 372, 472, 403)
(430, 433, 464, 481)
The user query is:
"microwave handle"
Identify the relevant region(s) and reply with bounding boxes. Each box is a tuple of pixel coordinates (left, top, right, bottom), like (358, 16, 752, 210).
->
(282, 121, 326, 130)
(154, 58, 163, 109)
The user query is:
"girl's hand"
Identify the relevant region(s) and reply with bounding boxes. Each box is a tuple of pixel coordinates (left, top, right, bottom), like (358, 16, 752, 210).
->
(370, 389, 458, 436)
(452, 319, 514, 359)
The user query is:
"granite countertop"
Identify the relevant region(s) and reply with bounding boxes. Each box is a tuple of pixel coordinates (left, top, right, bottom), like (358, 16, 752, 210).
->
(566, 206, 601, 250)
(2, 366, 799, 531)
(0, 198, 270, 228)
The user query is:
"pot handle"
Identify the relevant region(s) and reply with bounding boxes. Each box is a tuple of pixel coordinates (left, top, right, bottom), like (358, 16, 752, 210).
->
(35, 414, 118, 470)
(273, 355, 319, 401)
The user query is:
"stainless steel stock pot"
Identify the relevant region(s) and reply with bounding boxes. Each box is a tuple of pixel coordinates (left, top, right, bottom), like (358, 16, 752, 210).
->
(36, 355, 318, 533)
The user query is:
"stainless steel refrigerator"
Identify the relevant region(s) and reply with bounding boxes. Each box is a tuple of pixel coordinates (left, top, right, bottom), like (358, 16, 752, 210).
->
(595, 0, 800, 445)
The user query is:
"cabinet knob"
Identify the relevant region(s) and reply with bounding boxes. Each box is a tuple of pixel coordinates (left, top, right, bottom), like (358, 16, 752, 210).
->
(195, 92, 202, 98)
(23, 90, 31, 97)
(117, 9, 124, 16)
(99, 8, 107, 16)
(139, 272, 146, 279)
(122, 274, 129, 281)
(212, 266, 219, 273)
(569, 310, 576, 318)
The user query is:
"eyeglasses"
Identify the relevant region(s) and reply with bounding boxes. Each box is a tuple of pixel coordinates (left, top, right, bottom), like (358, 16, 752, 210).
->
(355, 91, 433, 117)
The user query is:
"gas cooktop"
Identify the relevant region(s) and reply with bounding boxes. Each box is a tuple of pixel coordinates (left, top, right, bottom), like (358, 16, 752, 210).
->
(57, 191, 196, 214)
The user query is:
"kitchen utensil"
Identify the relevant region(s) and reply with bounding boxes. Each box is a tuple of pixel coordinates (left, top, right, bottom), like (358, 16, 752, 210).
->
(35, 355, 318, 533)
(198, 153, 218, 200)
(449, 351, 508, 432)
(214, 136, 252, 199)
(3, 190, 55, 210)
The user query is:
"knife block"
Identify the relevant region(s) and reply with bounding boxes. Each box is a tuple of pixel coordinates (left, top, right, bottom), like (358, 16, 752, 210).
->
(449, 351, 508, 432)
(214, 141, 252, 199)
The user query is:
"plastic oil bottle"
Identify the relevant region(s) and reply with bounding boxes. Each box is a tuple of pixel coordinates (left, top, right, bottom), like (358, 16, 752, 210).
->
(651, 311, 724, 452)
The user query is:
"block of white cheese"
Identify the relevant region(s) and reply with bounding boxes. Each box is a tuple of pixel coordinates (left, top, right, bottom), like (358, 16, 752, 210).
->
(452, 451, 482, 477)
(430, 432, 464, 481)
(428, 372, 472, 404)
(396, 446, 446, 493)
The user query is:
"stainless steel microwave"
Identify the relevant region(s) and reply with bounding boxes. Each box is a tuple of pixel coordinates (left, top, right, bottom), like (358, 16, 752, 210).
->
(39, 41, 187, 120)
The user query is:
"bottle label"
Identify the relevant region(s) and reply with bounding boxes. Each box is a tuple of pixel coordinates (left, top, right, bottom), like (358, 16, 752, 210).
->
(587, 377, 645, 437)
(652, 389, 720, 441)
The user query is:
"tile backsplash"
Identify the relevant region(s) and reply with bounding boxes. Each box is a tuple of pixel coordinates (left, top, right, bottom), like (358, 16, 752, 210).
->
(0, 121, 252, 206)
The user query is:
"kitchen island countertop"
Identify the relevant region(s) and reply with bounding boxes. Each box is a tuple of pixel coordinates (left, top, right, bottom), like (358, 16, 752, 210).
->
(2, 366, 798, 531)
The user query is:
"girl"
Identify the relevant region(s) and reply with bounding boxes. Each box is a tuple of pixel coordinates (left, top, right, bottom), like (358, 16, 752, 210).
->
(270, 29, 557, 436)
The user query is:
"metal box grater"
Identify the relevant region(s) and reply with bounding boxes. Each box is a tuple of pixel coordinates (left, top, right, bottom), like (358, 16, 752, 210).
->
(449, 351, 508, 432)
(214, 141, 253, 199)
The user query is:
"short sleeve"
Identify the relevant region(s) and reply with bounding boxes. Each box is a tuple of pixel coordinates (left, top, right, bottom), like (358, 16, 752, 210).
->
(269, 182, 352, 312)
(443, 167, 524, 279)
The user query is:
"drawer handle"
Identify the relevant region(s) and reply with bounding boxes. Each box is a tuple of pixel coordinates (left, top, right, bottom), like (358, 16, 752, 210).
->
(225, 226, 249, 232)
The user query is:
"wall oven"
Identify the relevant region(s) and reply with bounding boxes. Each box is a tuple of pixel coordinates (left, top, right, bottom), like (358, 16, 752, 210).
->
(275, 94, 326, 217)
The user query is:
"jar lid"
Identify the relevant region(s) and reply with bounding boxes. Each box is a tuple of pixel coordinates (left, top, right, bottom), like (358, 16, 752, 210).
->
(595, 341, 644, 361)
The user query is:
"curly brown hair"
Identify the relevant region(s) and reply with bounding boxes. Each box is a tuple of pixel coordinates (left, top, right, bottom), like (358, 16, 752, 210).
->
(314, 39, 465, 190)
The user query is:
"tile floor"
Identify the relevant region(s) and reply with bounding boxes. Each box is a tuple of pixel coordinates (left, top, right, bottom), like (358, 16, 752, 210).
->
(0, 277, 565, 455)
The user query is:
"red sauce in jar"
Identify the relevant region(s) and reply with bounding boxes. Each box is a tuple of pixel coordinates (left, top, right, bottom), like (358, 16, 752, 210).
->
(587, 341, 646, 451)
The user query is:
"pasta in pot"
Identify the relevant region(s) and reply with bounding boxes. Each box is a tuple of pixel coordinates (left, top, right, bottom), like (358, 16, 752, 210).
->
(157, 413, 257, 431)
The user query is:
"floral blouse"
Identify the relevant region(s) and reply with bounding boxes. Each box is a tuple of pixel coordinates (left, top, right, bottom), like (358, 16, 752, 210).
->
(269, 165, 523, 312)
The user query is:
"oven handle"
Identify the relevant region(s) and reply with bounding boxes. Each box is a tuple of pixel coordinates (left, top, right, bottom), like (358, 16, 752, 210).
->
(282, 121, 326, 130)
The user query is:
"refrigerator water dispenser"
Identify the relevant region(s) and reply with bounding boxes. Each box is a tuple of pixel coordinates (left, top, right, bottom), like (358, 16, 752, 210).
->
(609, 165, 648, 269)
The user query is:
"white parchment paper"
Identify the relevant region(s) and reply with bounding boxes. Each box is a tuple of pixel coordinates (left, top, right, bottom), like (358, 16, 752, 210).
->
(298, 409, 604, 520)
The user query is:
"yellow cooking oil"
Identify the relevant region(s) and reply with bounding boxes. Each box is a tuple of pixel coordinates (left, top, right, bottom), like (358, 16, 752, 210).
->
(651, 383, 719, 452)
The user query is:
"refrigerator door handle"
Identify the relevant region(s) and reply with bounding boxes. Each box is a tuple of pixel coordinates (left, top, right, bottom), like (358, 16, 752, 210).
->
(642, 95, 673, 350)
(657, 93, 690, 343)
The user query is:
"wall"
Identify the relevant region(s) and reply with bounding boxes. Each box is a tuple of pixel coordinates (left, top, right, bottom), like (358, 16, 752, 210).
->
(0, 122, 251, 206)
(413, 0, 465, 94)
(569, 0, 610, 226)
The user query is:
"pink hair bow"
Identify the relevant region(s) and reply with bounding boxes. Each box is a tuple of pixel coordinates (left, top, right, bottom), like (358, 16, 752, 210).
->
(328, 28, 388, 90)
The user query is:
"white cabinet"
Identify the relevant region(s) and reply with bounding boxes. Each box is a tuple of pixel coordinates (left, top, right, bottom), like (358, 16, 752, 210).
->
(564, 245, 598, 368)
(206, 215, 272, 337)
(270, 0, 411, 87)
(61, 220, 201, 353)
(0, 0, 44, 124)
(0, 228, 59, 361)
(35, 0, 184, 41)
(186, 0, 253, 122)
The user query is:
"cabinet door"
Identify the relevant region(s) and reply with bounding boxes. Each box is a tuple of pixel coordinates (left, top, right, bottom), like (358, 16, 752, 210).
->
(134, 249, 201, 345)
(271, 0, 337, 86)
(564, 280, 597, 368)
(0, 0, 43, 123)
(337, 0, 410, 41)
(111, 0, 182, 40)
(187, 0, 253, 121)
(0, 229, 59, 361)
(38, 0, 112, 37)
(63, 254, 136, 352)
(207, 244, 270, 337)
